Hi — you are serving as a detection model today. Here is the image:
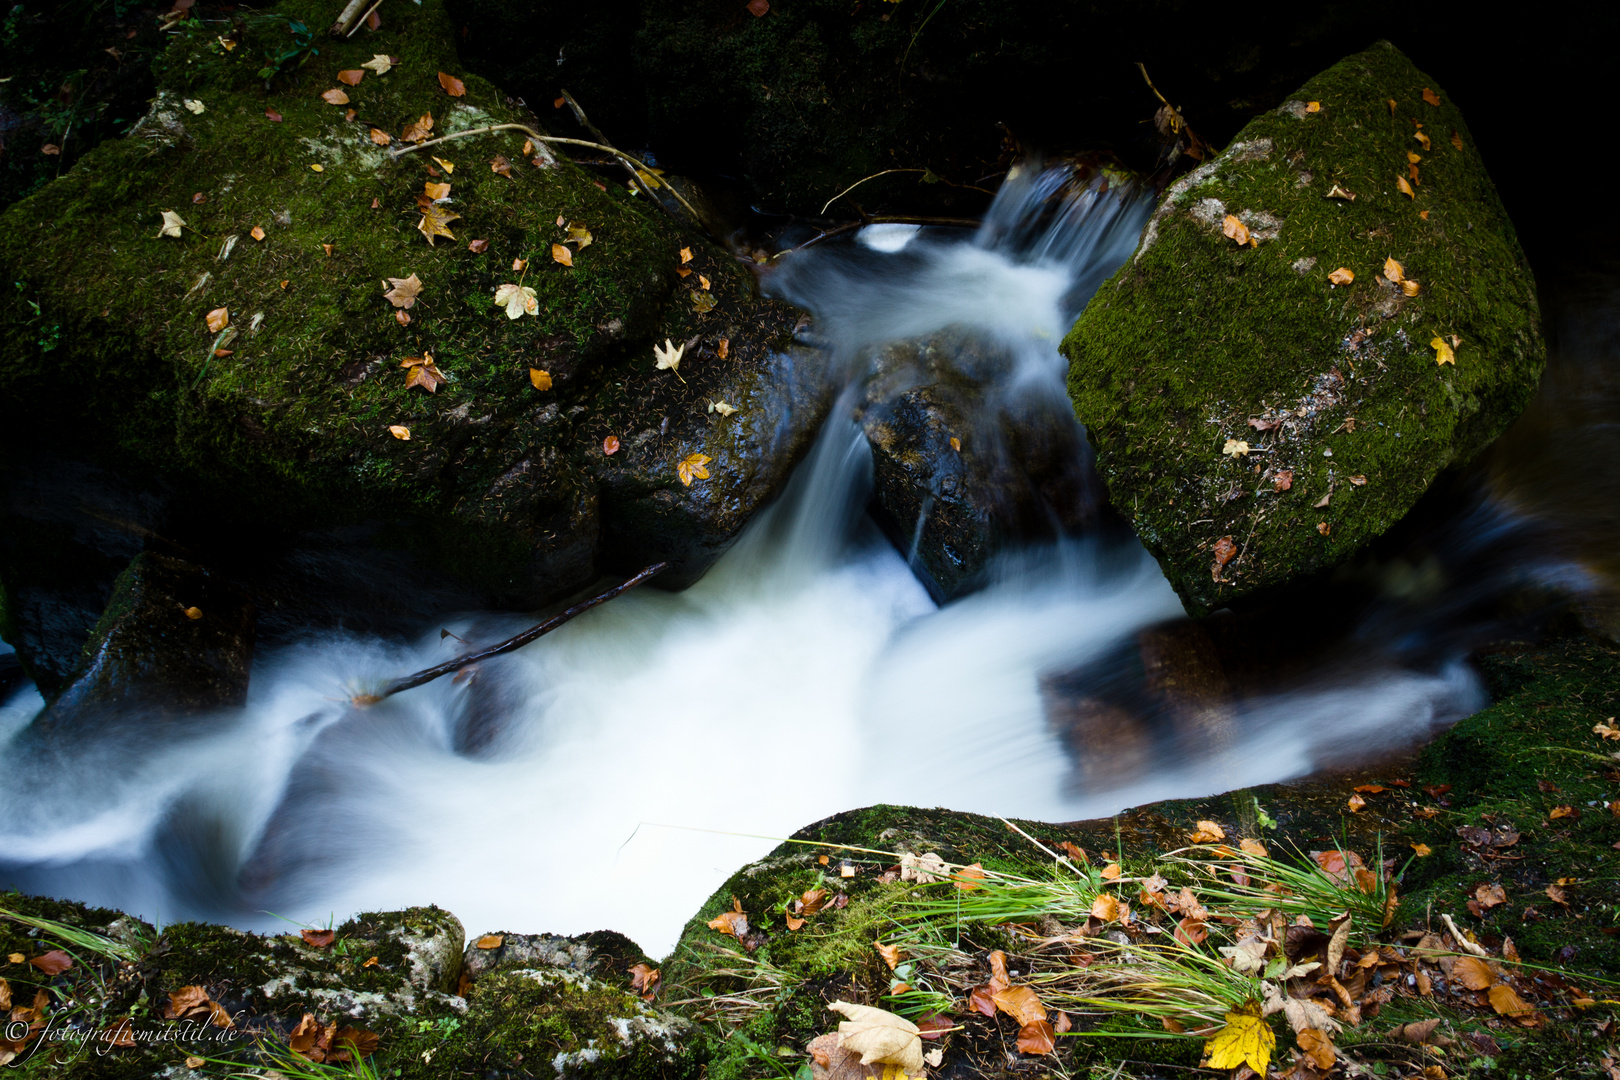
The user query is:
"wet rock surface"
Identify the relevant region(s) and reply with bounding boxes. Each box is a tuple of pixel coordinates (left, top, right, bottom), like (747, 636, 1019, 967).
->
(858, 331, 1104, 600)
(1064, 42, 1545, 615)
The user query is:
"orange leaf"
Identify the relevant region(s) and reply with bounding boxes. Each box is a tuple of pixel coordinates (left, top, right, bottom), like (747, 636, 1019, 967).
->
(369, 127, 391, 146)
(1189, 820, 1225, 843)
(1100, 863, 1121, 881)
(1402, 279, 1421, 296)
(677, 452, 712, 486)
(301, 928, 336, 948)
(552, 243, 573, 267)
(529, 369, 552, 391)
(988, 950, 1011, 993)
(1450, 955, 1496, 991)
(679, 246, 694, 264)
(1328, 267, 1354, 285)
(1396, 176, 1416, 199)
(438, 72, 467, 97)
(1451, 131, 1464, 151)
(336, 69, 364, 86)
(717, 337, 729, 359)
(401, 113, 434, 143)
(1414, 130, 1432, 151)
(1221, 215, 1250, 246)
(1475, 883, 1507, 908)
(707, 898, 748, 937)
(1347, 794, 1367, 812)
(1297, 1028, 1336, 1069)
(1488, 982, 1538, 1024)
(29, 950, 73, 976)
(1305, 101, 1321, 113)
(1421, 87, 1441, 106)
(1381, 259, 1403, 283)
(250, 225, 266, 241)
(968, 985, 996, 1017)
(205, 307, 229, 333)
(953, 863, 986, 890)
(628, 963, 660, 999)
(1239, 838, 1267, 857)
(388, 425, 410, 440)
(1549, 805, 1576, 820)
(320, 88, 350, 105)
(875, 941, 903, 969)
(603, 436, 620, 455)
(1016, 1018, 1056, 1055)
(475, 935, 504, 949)
(992, 985, 1047, 1026)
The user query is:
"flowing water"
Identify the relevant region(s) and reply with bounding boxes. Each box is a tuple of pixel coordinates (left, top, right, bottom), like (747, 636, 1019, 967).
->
(0, 163, 1612, 957)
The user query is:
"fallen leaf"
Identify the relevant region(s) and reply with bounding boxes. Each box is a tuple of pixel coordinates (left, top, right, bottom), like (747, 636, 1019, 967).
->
(1546, 884, 1569, 905)
(336, 69, 364, 86)
(1222, 439, 1250, 457)
(949, 436, 961, 452)
(1411, 843, 1432, 856)
(1101, 863, 1121, 881)
(709, 400, 737, 417)
(249, 225, 266, 241)
(383, 273, 423, 308)
(1325, 185, 1356, 200)
(493, 283, 538, 319)
(395, 310, 410, 326)
(1347, 794, 1367, 812)
(747, 0, 770, 14)
(265, 107, 283, 122)
(301, 928, 336, 948)
(157, 210, 187, 238)
(677, 452, 712, 487)
(1328, 266, 1354, 285)
(1415, 130, 1432, 151)
(830, 1001, 923, 1074)
(1239, 838, 1267, 857)
(1431, 337, 1455, 366)
(438, 72, 467, 97)
(717, 337, 730, 359)
(1488, 982, 1538, 1024)
(875, 941, 903, 970)
(1422, 87, 1442, 106)
(1449, 955, 1496, 990)
(603, 436, 619, 455)
(567, 222, 593, 249)
(1273, 469, 1294, 491)
(1451, 131, 1464, 151)
(1397, 176, 1415, 198)
(1305, 101, 1321, 113)
(552, 243, 573, 267)
(1383, 257, 1405, 283)
(401, 354, 446, 392)
(205, 307, 229, 333)
(183, 98, 205, 114)
(1212, 536, 1238, 569)
(417, 203, 460, 245)
(468, 239, 489, 253)
(1297, 1027, 1336, 1069)
(1190, 820, 1226, 843)
(708, 898, 749, 937)
(321, 88, 350, 105)
(1402, 279, 1421, 296)
(183, 605, 203, 619)
(679, 246, 694, 264)
(1203, 1008, 1275, 1074)
(1222, 214, 1251, 245)
(1549, 805, 1577, 820)
(29, 951, 72, 976)
(401, 113, 434, 143)
(361, 54, 393, 76)
(1318, 521, 1331, 535)
(953, 863, 986, 890)
(322, 243, 334, 255)
(529, 369, 552, 391)
(311, 163, 325, 172)
(422, 180, 452, 202)
(474, 934, 504, 949)
(629, 963, 660, 999)
(992, 985, 1047, 1026)
(184, 1056, 204, 1068)
(1091, 893, 1124, 922)
(1017, 1018, 1056, 1055)
(654, 338, 685, 375)
(1475, 883, 1507, 908)
(692, 290, 717, 313)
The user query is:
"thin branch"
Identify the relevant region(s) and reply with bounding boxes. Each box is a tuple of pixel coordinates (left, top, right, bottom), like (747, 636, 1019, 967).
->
(391, 123, 704, 230)
(330, 0, 371, 36)
(820, 169, 923, 214)
(782, 214, 981, 255)
(352, 562, 667, 705)
(344, 0, 382, 38)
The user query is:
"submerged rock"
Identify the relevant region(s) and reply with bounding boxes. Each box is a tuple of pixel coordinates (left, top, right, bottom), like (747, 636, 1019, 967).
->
(0, 0, 832, 679)
(1064, 41, 1544, 615)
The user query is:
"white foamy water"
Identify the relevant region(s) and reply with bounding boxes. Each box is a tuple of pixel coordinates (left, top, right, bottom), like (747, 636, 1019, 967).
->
(0, 164, 1503, 956)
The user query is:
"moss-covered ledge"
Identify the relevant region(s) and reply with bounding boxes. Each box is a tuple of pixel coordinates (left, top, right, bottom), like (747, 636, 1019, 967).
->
(1064, 41, 1544, 616)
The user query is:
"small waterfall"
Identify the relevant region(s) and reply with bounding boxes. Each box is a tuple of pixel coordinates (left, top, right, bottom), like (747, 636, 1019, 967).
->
(0, 161, 1581, 958)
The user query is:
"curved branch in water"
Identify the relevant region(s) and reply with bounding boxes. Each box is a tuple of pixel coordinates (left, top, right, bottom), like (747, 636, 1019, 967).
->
(353, 562, 668, 705)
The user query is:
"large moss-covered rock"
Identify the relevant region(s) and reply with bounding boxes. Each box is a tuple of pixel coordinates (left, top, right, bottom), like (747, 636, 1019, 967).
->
(1063, 42, 1544, 615)
(0, 0, 830, 662)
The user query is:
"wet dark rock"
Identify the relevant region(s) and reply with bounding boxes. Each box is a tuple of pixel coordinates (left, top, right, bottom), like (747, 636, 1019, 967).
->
(37, 551, 254, 733)
(858, 331, 1101, 600)
(1065, 42, 1545, 615)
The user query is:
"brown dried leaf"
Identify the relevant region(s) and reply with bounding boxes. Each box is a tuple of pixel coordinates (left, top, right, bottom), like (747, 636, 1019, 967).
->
(1222, 215, 1251, 245)
(629, 963, 660, 999)
(336, 69, 364, 86)
(1383, 257, 1404, 283)
(552, 243, 573, 267)
(708, 898, 748, 937)
(1402, 279, 1421, 296)
(992, 985, 1047, 1026)
(250, 225, 266, 241)
(369, 127, 391, 146)
(1017, 1018, 1055, 1055)
(401, 113, 434, 143)
(301, 928, 336, 948)
(490, 155, 513, 178)
(417, 203, 460, 246)
(1189, 820, 1226, 843)
(1328, 267, 1354, 285)
(1475, 883, 1507, 909)
(1488, 982, 1538, 1024)
(438, 72, 467, 97)
(602, 436, 620, 455)
(205, 307, 229, 333)
(1450, 955, 1496, 991)
(1397, 176, 1416, 199)
(320, 88, 350, 105)
(1297, 1027, 1336, 1069)
(388, 425, 410, 440)
(1422, 87, 1441, 106)
(165, 986, 211, 1018)
(383, 273, 422, 309)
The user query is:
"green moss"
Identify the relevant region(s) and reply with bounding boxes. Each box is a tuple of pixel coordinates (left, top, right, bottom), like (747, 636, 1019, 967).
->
(1063, 41, 1543, 615)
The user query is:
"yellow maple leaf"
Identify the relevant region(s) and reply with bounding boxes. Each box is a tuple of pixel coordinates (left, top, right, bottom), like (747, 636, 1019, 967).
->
(1202, 1007, 1274, 1073)
(677, 452, 711, 487)
(1431, 336, 1455, 366)
(566, 222, 593, 250)
(417, 203, 460, 246)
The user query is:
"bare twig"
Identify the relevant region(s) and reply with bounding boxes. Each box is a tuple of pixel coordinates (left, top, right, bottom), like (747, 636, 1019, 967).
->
(819, 168, 996, 215)
(344, 0, 382, 38)
(389, 123, 704, 229)
(353, 562, 667, 705)
(330, 0, 372, 36)
(783, 215, 981, 255)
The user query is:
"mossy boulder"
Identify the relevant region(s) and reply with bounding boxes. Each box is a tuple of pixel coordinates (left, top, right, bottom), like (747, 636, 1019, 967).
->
(1063, 41, 1544, 615)
(0, 0, 831, 675)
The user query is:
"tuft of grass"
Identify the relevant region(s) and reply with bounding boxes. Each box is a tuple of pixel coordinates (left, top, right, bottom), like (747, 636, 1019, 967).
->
(1167, 838, 1406, 929)
(0, 902, 139, 963)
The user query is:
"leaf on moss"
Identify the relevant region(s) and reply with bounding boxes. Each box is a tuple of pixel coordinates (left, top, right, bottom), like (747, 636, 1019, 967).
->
(1422, 87, 1441, 106)
(1451, 131, 1464, 151)
(1383, 257, 1405, 283)
(875, 941, 903, 970)
(691, 290, 717, 313)
(1222, 215, 1250, 245)
(654, 338, 685, 374)
(1402, 279, 1421, 296)
(1396, 176, 1416, 198)
(493, 283, 537, 319)
(401, 354, 446, 392)
(1414, 130, 1432, 151)
(1221, 440, 1250, 458)
(490, 155, 514, 178)
(1190, 820, 1226, 842)
(677, 453, 712, 487)
(475, 935, 504, 949)
(603, 436, 620, 455)
(432, 156, 455, 174)
(1017, 1019, 1055, 1054)
(320, 88, 350, 105)
(157, 210, 186, 238)
(1325, 184, 1356, 200)
(707, 898, 748, 937)
(566, 222, 593, 249)
(383, 274, 422, 309)
(438, 72, 467, 97)
(1431, 337, 1455, 366)
(468, 239, 489, 253)
(361, 54, 393, 76)
(205, 307, 229, 333)
(1327, 267, 1354, 285)
(529, 369, 552, 390)
(337, 69, 364, 86)
(629, 963, 660, 1000)
(401, 113, 434, 143)
(679, 246, 694, 264)
(28, 951, 72, 976)
(417, 203, 460, 246)
(552, 243, 573, 267)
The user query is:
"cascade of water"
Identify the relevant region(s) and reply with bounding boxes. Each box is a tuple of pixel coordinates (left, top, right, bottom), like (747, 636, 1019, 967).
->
(0, 161, 1570, 957)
